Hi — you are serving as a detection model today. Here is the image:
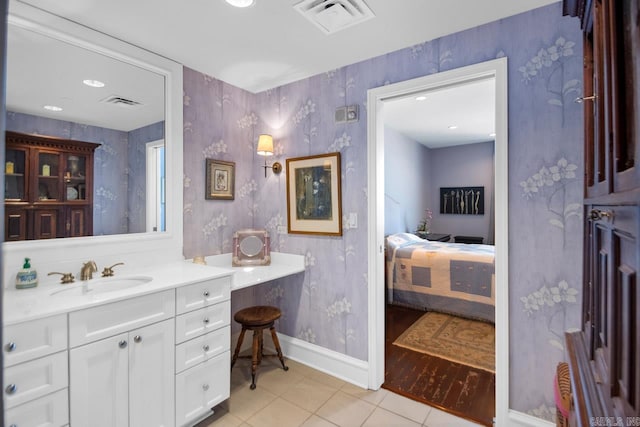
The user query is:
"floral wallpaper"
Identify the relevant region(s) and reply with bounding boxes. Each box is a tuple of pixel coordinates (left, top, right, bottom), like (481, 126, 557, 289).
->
(181, 3, 583, 421)
(5, 111, 161, 236)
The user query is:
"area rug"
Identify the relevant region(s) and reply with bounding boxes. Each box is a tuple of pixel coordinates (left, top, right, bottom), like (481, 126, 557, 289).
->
(393, 311, 495, 373)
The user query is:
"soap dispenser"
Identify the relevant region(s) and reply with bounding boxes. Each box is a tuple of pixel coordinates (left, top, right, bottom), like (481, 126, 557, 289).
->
(16, 257, 38, 289)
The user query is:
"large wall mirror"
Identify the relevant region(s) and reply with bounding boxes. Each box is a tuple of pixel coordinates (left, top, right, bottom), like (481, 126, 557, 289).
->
(7, 12, 166, 237)
(3, 1, 184, 283)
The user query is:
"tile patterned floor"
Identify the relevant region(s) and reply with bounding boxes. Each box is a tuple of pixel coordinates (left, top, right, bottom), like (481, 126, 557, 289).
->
(196, 357, 484, 427)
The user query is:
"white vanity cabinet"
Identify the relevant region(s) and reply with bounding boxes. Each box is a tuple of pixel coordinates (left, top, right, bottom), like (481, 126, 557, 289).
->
(174, 277, 231, 427)
(3, 314, 69, 427)
(68, 290, 175, 427)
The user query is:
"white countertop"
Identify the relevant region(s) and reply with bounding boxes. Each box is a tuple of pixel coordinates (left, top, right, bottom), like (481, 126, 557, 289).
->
(3, 252, 306, 325)
(202, 252, 305, 291)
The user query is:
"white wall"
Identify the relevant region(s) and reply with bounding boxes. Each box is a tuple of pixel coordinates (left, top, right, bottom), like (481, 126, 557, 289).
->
(429, 141, 494, 243)
(383, 127, 431, 235)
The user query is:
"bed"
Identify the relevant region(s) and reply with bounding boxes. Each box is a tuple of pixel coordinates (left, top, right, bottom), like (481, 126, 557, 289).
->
(386, 233, 495, 323)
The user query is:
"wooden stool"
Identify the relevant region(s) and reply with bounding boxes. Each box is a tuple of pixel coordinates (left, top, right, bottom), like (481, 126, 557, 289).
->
(230, 305, 288, 389)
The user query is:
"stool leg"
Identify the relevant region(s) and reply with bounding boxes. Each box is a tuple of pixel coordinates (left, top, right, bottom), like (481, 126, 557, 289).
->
(270, 325, 288, 371)
(250, 329, 260, 390)
(231, 327, 246, 370)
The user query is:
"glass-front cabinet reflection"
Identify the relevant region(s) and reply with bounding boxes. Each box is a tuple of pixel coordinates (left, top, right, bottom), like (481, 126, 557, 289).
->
(4, 131, 99, 240)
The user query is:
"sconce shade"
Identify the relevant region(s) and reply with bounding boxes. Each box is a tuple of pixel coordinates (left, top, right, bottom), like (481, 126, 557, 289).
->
(257, 134, 274, 156)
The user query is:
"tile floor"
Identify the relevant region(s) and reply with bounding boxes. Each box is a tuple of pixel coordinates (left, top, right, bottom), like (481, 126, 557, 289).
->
(197, 357, 483, 427)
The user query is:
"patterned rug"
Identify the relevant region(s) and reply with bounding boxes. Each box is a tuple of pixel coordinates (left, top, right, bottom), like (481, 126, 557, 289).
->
(393, 311, 495, 373)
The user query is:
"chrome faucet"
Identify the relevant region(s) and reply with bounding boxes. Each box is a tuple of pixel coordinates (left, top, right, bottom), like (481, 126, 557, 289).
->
(80, 260, 98, 281)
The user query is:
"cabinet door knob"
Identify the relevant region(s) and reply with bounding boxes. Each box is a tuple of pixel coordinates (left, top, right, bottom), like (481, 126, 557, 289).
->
(119, 340, 128, 349)
(202, 384, 209, 391)
(203, 344, 210, 352)
(203, 290, 210, 297)
(203, 318, 210, 324)
(5, 384, 17, 395)
(5, 342, 16, 352)
(134, 335, 142, 343)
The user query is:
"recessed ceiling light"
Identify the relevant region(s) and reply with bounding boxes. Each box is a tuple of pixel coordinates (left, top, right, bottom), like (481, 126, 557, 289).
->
(43, 105, 63, 112)
(489, 132, 496, 137)
(448, 125, 458, 130)
(225, 0, 255, 7)
(415, 96, 427, 101)
(83, 79, 105, 88)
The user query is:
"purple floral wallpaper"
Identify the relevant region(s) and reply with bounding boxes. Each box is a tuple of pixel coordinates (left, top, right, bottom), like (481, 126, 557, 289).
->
(181, 3, 583, 421)
(6, 112, 162, 236)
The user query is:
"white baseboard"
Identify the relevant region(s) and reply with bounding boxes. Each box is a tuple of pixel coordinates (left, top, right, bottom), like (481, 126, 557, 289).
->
(231, 331, 369, 389)
(508, 410, 555, 427)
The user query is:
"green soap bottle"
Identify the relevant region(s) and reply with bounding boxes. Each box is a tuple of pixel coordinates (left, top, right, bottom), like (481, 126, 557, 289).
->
(16, 257, 38, 289)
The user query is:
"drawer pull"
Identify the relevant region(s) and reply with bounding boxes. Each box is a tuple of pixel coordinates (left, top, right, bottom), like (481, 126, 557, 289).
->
(5, 342, 16, 352)
(203, 318, 210, 324)
(119, 340, 128, 349)
(589, 209, 613, 221)
(202, 384, 209, 391)
(203, 344, 210, 352)
(5, 384, 17, 395)
(203, 291, 210, 297)
(134, 335, 142, 343)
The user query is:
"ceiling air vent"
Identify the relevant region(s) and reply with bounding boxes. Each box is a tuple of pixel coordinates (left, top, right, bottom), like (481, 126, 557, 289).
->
(294, 0, 375, 35)
(101, 95, 143, 108)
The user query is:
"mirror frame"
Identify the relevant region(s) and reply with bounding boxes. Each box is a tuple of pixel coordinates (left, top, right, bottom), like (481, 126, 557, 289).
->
(3, 2, 184, 286)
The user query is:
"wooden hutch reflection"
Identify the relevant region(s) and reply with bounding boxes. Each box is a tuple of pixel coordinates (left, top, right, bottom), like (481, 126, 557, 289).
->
(4, 131, 99, 240)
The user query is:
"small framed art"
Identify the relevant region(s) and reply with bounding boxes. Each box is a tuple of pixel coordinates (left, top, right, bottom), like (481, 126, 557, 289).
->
(206, 159, 235, 200)
(286, 152, 342, 236)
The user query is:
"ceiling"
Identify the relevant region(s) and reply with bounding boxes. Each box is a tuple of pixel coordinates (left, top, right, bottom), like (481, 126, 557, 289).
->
(8, 0, 556, 137)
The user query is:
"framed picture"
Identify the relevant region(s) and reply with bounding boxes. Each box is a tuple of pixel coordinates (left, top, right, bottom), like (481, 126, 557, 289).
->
(439, 186, 484, 215)
(206, 159, 235, 200)
(286, 152, 342, 236)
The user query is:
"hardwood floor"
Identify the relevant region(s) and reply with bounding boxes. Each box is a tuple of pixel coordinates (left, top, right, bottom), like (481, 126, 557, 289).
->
(383, 304, 495, 427)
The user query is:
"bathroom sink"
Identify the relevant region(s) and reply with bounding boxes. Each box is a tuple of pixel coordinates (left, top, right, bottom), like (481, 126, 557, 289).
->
(50, 276, 153, 296)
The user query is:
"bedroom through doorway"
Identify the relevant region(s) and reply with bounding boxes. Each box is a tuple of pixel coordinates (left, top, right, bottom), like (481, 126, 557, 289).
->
(366, 58, 509, 427)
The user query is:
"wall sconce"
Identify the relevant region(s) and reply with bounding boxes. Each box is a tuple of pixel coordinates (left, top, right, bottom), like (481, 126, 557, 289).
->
(257, 134, 282, 177)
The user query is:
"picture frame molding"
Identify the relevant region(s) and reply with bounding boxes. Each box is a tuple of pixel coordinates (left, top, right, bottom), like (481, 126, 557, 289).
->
(286, 152, 343, 236)
(205, 158, 235, 200)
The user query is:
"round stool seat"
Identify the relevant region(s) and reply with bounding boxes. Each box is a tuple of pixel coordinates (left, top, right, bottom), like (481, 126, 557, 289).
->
(234, 305, 281, 327)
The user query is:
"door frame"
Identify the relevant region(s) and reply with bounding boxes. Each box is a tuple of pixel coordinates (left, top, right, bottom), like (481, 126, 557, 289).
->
(366, 57, 509, 424)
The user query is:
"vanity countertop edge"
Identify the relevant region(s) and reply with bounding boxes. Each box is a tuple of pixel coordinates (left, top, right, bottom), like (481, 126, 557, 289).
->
(3, 251, 306, 325)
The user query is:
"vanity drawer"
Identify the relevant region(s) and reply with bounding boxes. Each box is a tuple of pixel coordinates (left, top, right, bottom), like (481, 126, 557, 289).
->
(176, 277, 231, 315)
(5, 388, 69, 427)
(4, 351, 68, 408)
(3, 314, 67, 367)
(175, 352, 230, 427)
(175, 326, 230, 373)
(69, 290, 175, 347)
(175, 302, 230, 344)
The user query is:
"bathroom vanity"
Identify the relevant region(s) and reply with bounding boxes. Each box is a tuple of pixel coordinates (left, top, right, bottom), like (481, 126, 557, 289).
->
(3, 252, 305, 427)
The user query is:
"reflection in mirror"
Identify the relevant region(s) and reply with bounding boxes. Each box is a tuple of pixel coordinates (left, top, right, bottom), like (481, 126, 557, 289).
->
(5, 22, 166, 240)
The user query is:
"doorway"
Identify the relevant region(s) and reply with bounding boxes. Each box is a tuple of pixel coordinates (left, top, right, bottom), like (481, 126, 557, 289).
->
(366, 58, 509, 424)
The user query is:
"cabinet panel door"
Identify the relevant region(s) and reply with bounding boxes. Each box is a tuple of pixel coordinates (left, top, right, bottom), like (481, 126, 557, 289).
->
(33, 209, 58, 239)
(3, 314, 67, 367)
(129, 319, 175, 427)
(3, 351, 68, 409)
(5, 388, 68, 427)
(65, 206, 88, 237)
(5, 208, 26, 241)
(69, 333, 128, 427)
(175, 352, 230, 427)
(175, 302, 230, 344)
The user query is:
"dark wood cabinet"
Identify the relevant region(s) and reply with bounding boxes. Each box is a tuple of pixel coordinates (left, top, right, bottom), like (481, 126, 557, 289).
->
(4, 131, 99, 241)
(564, 0, 640, 424)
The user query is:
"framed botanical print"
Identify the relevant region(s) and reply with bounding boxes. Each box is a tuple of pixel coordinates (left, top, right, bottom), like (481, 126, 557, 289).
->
(286, 152, 342, 236)
(206, 159, 235, 200)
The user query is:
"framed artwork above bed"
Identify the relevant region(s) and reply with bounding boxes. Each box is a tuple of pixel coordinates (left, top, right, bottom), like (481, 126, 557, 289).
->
(440, 186, 484, 215)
